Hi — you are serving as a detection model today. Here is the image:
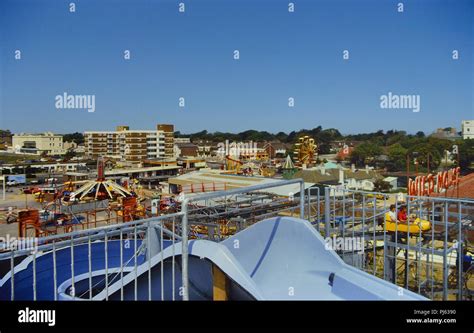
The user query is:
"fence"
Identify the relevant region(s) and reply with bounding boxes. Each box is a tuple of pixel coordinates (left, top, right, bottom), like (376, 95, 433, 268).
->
(0, 179, 305, 301)
(320, 187, 473, 300)
(0, 212, 184, 301)
(0, 178, 472, 300)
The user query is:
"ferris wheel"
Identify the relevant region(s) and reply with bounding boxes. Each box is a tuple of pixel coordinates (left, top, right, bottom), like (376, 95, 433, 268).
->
(293, 136, 317, 167)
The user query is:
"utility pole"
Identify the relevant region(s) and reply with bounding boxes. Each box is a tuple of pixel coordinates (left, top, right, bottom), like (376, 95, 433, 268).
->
(406, 154, 410, 190)
(427, 153, 430, 174)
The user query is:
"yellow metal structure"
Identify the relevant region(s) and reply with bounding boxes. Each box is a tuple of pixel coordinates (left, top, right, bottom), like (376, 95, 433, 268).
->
(294, 136, 317, 167)
(212, 265, 229, 301)
(225, 155, 242, 173)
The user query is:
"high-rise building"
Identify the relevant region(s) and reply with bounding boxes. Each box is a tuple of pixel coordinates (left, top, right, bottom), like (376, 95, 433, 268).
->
(461, 120, 474, 139)
(84, 125, 167, 161)
(157, 124, 174, 158)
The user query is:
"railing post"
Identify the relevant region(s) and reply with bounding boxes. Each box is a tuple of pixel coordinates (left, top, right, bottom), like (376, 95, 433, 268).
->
(324, 187, 331, 237)
(299, 180, 305, 219)
(181, 198, 189, 301)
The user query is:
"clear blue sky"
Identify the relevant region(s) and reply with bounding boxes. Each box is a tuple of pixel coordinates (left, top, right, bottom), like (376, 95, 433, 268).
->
(0, 0, 473, 135)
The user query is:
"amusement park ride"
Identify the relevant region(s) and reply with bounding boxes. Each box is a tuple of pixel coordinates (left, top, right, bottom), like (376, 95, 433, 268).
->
(222, 135, 318, 176)
(224, 154, 274, 176)
(293, 136, 317, 168)
(70, 157, 132, 201)
(15, 157, 147, 237)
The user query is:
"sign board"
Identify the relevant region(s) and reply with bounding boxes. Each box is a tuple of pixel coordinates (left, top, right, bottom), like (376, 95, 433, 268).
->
(408, 167, 460, 197)
(7, 174, 26, 184)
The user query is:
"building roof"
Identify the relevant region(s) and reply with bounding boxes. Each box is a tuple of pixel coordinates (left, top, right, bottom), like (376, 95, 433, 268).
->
(105, 165, 180, 176)
(433, 172, 474, 200)
(257, 142, 289, 150)
(293, 167, 380, 184)
(168, 170, 314, 197)
(176, 143, 198, 148)
(345, 169, 379, 180)
(323, 162, 339, 169)
(293, 169, 339, 183)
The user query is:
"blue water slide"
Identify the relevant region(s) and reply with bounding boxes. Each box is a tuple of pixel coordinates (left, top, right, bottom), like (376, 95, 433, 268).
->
(84, 217, 427, 300)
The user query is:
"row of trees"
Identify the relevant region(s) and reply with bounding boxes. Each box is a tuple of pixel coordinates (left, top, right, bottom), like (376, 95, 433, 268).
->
(176, 126, 343, 154)
(178, 127, 473, 172)
(349, 137, 474, 172)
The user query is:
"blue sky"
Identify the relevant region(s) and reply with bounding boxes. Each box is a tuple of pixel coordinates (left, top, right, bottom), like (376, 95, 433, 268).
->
(0, 0, 473, 135)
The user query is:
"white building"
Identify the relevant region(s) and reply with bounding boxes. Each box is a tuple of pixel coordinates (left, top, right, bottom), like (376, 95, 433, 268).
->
(174, 137, 191, 144)
(12, 132, 65, 155)
(461, 120, 474, 139)
(383, 176, 398, 190)
(84, 125, 168, 162)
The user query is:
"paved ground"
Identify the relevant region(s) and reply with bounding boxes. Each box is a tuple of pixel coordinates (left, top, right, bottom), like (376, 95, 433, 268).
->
(0, 189, 42, 238)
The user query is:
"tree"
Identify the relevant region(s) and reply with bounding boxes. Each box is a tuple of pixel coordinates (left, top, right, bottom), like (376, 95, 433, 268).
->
(275, 131, 288, 142)
(350, 143, 383, 166)
(456, 139, 474, 171)
(63, 132, 84, 145)
(387, 144, 408, 171)
(373, 179, 392, 192)
(409, 143, 442, 172)
(63, 150, 76, 161)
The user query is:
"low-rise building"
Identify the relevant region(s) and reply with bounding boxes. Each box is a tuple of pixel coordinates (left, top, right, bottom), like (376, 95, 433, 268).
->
(260, 142, 289, 158)
(63, 141, 78, 151)
(12, 132, 65, 155)
(195, 140, 217, 157)
(383, 176, 398, 190)
(175, 142, 199, 157)
(293, 164, 381, 193)
(175, 137, 191, 144)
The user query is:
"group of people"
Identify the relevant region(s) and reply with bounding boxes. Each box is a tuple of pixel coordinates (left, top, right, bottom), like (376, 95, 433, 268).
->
(387, 204, 413, 224)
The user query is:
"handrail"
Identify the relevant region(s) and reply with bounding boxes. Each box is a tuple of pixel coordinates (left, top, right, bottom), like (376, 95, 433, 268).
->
(179, 178, 306, 300)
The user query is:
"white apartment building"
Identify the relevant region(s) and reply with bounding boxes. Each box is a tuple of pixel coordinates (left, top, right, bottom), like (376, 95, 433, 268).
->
(12, 132, 65, 155)
(84, 125, 168, 162)
(461, 120, 474, 139)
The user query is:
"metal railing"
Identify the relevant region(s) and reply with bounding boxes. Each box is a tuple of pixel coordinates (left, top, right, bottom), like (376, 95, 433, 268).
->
(0, 179, 305, 301)
(179, 178, 306, 300)
(0, 212, 183, 301)
(1, 178, 472, 301)
(321, 187, 474, 300)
